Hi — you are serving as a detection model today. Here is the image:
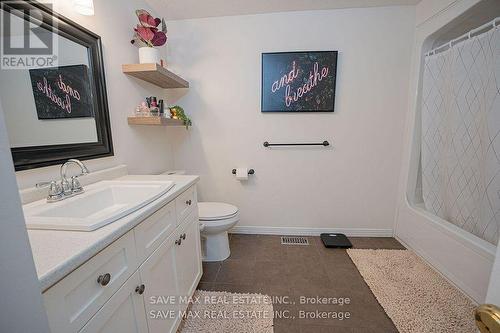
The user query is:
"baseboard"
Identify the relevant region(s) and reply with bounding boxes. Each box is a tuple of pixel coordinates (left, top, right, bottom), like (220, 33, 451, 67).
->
(230, 226, 394, 237)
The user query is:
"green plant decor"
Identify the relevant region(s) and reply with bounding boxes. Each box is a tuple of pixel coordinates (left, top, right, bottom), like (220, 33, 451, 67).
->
(170, 105, 192, 129)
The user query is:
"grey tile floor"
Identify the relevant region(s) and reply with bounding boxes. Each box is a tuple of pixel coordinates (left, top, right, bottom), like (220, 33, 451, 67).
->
(197, 235, 405, 333)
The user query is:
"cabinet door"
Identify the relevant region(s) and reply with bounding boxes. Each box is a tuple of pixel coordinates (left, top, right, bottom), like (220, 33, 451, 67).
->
(175, 213, 203, 305)
(140, 233, 180, 333)
(79, 271, 148, 333)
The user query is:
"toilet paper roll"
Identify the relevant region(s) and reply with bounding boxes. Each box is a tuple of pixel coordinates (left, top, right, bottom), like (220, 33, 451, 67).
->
(235, 168, 249, 181)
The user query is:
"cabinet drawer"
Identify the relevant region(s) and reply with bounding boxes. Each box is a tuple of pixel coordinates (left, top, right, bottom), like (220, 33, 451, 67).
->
(175, 186, 197, 225)
(134, 201, 176, 262)
(44, 232, 138, 333)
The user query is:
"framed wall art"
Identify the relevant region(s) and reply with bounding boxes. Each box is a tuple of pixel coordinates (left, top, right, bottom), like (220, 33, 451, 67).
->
(261, 51, 338, 112)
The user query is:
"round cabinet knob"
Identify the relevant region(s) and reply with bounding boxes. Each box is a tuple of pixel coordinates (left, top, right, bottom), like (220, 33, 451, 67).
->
(135, 284, 145, 295)
(97, 273, 111, 286)
(181, 233, 186, 240)
(186, 199, 192, 205)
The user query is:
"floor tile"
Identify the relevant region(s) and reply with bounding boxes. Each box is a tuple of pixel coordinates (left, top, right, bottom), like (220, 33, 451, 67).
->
(255, 245, 288, 262)
(251, 282, 292, 298)
(287, 260, 331, 287)
(285, 243, 320, 260)
(216, 259, 256, 284)
(198, 234, 401, 333)
(227, 241, 259, 260)
(253, 260, 289, 284)
(196, 282, 214, 291)
(200, 262, 221, 282)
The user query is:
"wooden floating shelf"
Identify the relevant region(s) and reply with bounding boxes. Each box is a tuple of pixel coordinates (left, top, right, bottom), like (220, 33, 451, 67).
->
(122, 63, 189, 88)
(127, 116, 186, 126)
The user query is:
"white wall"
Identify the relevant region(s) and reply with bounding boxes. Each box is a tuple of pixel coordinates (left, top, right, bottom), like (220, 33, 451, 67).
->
(13, 0, 179, 189)
(166, 6, 415, 235)
(394, 0, 497, 303)
(0, 103, 50, 333)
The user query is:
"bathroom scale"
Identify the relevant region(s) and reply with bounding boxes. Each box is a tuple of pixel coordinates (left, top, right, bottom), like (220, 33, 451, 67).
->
(320, 233, 352, 248)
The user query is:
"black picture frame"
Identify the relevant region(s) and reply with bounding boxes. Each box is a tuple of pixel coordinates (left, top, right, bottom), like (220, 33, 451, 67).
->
(261, 51, 338, 112)
(2, 1, 113, 171)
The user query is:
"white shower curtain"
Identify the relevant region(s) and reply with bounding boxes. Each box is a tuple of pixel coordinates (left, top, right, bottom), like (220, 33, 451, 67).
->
(421, 24, 500, 245)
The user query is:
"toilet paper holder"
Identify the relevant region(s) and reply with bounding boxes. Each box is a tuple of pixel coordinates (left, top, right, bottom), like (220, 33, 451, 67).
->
(232, 169, 255, 175)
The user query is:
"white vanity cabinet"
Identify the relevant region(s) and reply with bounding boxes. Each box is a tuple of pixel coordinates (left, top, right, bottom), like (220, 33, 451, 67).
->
(42, 185, 202, 333)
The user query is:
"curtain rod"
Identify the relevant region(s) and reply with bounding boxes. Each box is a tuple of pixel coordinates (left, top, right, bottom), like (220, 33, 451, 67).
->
(425, 17, 500, 57)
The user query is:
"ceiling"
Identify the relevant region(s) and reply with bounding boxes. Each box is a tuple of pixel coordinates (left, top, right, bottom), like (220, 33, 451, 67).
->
(147, 0, 422, 21)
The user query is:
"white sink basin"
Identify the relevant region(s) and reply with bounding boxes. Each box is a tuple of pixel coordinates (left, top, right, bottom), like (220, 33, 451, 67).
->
(23, 180, 175, 231)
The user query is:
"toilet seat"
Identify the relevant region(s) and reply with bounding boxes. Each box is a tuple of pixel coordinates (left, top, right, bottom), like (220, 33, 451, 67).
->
(198, 202, 238, 221)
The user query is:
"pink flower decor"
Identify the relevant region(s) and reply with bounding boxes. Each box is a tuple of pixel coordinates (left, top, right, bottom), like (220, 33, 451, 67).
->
(136, 25, 154, 41)
(131, 9, 167, 48)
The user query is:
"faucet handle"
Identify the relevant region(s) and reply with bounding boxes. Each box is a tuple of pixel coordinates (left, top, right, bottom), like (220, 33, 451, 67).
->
(36, 181, 54, 188)
(71, 176, 84, 194)
(61, 179, 72, 196)
(36, 181, 63, 202)
(36, 180, 60, 193)
(48, 181, 62, 197)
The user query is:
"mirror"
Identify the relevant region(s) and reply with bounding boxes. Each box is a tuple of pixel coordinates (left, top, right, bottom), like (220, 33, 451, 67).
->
(0, 1, 113, 171)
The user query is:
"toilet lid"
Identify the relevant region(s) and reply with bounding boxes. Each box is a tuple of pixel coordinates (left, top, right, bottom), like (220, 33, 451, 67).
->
(198, 202, 238, 221)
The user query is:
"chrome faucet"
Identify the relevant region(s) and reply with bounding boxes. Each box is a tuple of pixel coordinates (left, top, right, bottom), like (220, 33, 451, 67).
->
(36, 159, 90, 203)
(61, 159, 89, 195)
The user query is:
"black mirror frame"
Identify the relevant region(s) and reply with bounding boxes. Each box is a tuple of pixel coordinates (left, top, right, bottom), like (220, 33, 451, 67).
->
(2, 1, 113, 171)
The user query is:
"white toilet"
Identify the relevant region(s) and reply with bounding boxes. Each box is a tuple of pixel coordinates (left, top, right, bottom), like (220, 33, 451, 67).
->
(198, 202, 239, 262)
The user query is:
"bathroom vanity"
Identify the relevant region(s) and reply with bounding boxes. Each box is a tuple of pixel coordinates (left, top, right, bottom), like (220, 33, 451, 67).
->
(25, 173, 201, 333)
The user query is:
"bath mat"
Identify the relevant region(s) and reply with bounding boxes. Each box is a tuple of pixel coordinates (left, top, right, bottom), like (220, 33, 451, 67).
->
(178, 290, 274, 333)
(347, 249, 477, 333)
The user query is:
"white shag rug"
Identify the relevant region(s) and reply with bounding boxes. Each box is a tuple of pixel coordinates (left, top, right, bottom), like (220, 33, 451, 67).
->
(347, 249, 477, 333)
(178, 290, 274, 333)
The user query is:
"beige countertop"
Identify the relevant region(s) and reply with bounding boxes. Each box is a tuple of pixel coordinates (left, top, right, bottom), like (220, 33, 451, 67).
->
(27, 174, 199, 292)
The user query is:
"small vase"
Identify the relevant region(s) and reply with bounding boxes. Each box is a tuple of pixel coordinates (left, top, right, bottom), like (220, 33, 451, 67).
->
(138, 47, 160, 64)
